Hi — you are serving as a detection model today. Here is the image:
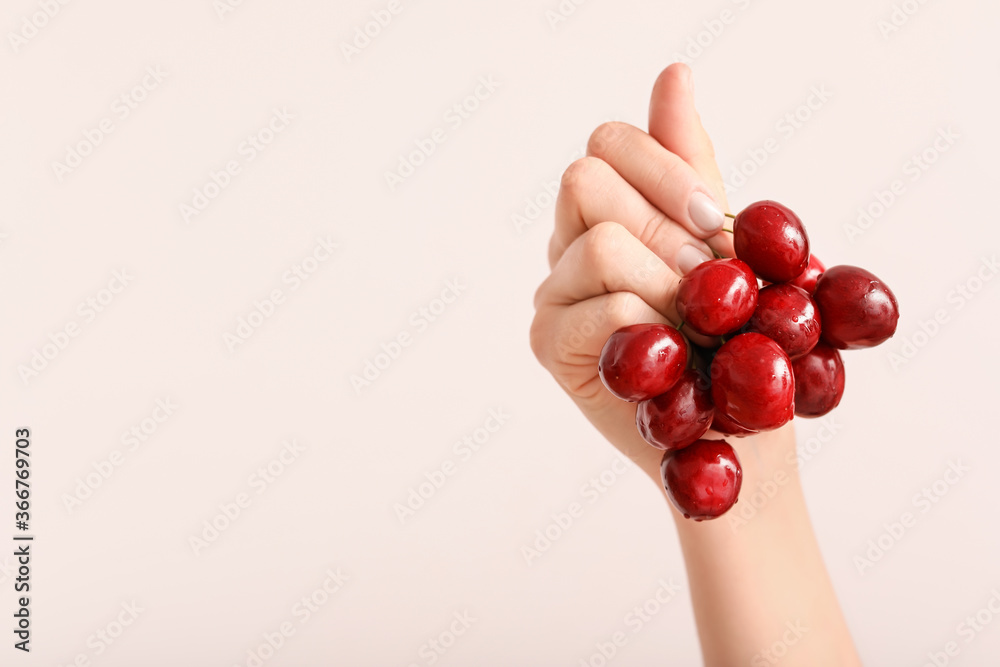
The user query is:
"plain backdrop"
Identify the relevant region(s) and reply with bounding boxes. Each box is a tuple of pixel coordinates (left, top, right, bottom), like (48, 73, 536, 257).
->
(1, 0, 998, 665)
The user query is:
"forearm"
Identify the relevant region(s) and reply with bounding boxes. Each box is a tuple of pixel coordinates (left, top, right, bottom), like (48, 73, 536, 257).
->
(666, 425, 861, 666)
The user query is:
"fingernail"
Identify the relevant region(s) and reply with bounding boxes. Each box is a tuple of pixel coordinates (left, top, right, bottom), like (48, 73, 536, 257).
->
(688, 191, 724, 233)
(677, 245, 711, 275)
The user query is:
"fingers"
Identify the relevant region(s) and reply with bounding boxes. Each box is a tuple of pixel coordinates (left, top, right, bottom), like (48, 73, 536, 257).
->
(648, 63, 735, 259)
(536, 221, 681, 320)
(531, 290, 669, 393)
(529, 289, 672, 478)
(535, 221, 714, 347)
(549, 156, 713, 275)
(586, 121, 726, 241)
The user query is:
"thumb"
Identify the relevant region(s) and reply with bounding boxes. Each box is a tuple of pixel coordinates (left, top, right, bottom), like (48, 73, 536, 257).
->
(649, 64, 734, 257)
(648, 64, 729, 213)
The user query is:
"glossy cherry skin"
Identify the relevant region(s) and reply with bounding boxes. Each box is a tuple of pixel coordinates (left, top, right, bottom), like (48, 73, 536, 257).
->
(636, 370, 714, 451)
(813, 265, 899, 349)
(788, 254, 826, 294)
(598, 324, 688, 402)
(744, 284, 821, 360)
(711, 410, 758, 437)
(733, 200, 810, 283)
(710, 333, 794, 432)
(792, 342, 845, 417)
(661, 439, 743, 520)
(676, 258, 758, 337)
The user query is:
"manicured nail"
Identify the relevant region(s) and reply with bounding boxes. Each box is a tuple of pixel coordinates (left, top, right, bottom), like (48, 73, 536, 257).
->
(688, 191, 724, 233)
(677, 244, 711, 275)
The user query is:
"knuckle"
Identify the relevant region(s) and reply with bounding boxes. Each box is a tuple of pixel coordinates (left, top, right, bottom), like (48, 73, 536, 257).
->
(587, 121, 630, 157)
(559, 156, 605, 196)
(636, 209, 671, 248)
(529, 311, 555, 366)
(580, 221, 626, 267)
(602, 291, 645, 329)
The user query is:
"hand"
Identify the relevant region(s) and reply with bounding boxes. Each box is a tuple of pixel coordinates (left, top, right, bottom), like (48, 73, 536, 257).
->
(530, 64, 860, 666)
(530, 63, 787, 484)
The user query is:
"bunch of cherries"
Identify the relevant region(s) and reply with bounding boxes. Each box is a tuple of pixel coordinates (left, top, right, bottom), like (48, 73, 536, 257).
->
(598, 201, 899, 520)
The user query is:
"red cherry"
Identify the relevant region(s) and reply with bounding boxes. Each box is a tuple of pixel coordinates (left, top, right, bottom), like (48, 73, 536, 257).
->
(636, 370, 714, 451)
(711, 411, 758, 437)
(677, 258, 759, 337)
(813, 265, 899, 349)
(787, 254, 826, 294)
(792, 342, 846, 417)
(711, 333, 794, 432)
(733, 201, 810, 282)
(744, 284, 821, 360)
(598, 324, 688, 402)
(661, 439, 742, 520)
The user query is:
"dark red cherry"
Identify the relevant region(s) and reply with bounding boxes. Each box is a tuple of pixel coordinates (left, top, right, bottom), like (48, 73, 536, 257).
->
(792, 342, 845, 417)
(744, 284, 821, 360)
(788, 254, 826, 294)
(598, 324, 688, 402)
(710, 333, 794, 432)
(676, 258, 758, 337)
(711, 411, 757, 437)
(733, 200, 810, 283)
(661, 439, 743, 520)
(636, 370, 714, 451)
(813, 265, 899, 349)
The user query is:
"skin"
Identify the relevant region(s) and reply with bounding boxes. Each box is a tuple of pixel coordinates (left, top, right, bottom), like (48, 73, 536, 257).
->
(530, 63, 862, 667)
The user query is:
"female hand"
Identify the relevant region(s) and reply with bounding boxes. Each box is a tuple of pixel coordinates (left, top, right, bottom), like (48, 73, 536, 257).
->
(530, 63, 860, 667)
(531, 62, 761, 482)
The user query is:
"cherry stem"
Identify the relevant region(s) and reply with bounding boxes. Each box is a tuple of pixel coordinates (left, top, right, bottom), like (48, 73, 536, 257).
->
(721, 228, 734, 234)
(724, 212, 736, 219)
(677, 321, 686, 332)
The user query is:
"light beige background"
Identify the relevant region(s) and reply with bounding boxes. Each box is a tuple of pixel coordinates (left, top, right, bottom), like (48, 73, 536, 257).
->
(1, 0, 998, 665)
